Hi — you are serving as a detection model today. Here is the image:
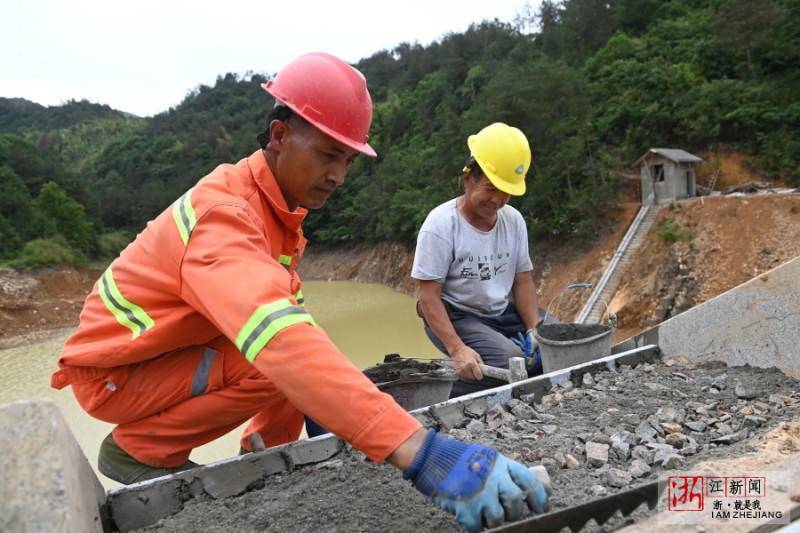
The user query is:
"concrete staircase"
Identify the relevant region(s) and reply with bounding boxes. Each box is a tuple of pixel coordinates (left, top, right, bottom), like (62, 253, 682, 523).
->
(576, 204, 660, 325)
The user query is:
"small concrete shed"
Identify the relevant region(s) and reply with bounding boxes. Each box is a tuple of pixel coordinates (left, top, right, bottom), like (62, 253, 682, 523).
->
(634, 148, 703, 205)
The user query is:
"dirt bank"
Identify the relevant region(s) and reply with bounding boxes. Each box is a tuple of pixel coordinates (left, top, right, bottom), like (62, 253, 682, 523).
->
(0, 266, 101, 350)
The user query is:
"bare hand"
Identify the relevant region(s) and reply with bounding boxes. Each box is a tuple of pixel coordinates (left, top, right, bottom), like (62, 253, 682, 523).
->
(449, 346, 484, 380)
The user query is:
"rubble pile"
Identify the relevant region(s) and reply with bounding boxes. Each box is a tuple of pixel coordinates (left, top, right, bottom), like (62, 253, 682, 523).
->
(0, 268, 39, 295)
(133, 357, 800, 533)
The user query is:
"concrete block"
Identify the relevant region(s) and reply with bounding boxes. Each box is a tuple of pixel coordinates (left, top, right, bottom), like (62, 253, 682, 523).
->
(106, 478, 187, 532)
(0, 399, 105, 533)
(618, 255, 800, 379)
(283, 432, 343, 466)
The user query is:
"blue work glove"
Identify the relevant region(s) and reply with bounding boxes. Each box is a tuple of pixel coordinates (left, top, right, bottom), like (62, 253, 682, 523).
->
(509, 329, 535, 357)
(510, 330, 542, 374)
(404, 429, 549, 532)
(526, 346, 543, 376)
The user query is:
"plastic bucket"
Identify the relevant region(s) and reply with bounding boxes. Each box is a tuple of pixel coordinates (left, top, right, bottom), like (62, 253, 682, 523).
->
(363, 356, 458, 411)
(376, 378, 455, 411)
(534, 323, 613, 373)
(533, 284, 615, 373)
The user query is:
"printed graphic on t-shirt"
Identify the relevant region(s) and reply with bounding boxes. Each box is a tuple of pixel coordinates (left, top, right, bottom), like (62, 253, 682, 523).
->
(457, 254, 510, 281)
(460, 266, 479, 279)
(479, 263, 491, 280)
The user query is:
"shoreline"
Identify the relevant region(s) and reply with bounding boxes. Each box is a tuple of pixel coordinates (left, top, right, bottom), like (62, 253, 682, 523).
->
(0, 327, 76, 352)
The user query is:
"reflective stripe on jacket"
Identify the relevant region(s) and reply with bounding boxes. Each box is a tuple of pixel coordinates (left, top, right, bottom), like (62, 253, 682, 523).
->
(51, 150, 421, 462)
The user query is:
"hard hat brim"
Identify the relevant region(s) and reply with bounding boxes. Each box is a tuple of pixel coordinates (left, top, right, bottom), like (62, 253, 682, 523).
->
(262, 83, 377, 157)
(486, 173, 526, 196)
(467, 123, 530, 196)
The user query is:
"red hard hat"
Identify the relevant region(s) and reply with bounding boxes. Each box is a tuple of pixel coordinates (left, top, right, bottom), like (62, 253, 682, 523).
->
(262, 52, 376, 157)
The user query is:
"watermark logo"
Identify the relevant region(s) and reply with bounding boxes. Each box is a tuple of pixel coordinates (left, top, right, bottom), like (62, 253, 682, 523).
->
(668, 475, 705, 511)
(659, 471, 792, 527)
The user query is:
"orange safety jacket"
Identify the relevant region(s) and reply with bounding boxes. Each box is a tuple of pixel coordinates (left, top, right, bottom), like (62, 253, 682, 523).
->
(51, 150, 421, 463)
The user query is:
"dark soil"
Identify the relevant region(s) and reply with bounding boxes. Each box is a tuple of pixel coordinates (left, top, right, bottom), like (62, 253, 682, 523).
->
(363, 355, 457, 384)
(536, 323, 611, 342)
(131, 356, 800, 533)
(363, 356, 460, 411)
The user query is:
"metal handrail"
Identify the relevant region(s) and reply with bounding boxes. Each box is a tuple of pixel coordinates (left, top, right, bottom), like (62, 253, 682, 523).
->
(575, 204, 651, 323)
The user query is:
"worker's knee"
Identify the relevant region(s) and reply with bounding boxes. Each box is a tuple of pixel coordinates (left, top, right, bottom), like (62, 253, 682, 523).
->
(74, 343, 270, 424)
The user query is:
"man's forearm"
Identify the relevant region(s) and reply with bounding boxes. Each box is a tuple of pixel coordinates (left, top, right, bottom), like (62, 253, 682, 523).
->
(420, 298, 464, 355)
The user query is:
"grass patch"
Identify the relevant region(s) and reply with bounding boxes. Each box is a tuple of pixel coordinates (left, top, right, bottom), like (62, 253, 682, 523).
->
(9, 236, 86, 268)
(658, 216, 696, 245)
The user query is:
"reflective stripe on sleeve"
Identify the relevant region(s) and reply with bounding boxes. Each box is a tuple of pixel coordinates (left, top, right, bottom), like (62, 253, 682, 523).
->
(295, 290, 304, 306)
(99, 266, 155, 339)
(236, 299, 317, 362)
(172, 188, 197, 246)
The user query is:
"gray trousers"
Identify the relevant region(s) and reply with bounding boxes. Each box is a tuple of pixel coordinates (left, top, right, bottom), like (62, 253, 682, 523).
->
(423, 303, 557, 398)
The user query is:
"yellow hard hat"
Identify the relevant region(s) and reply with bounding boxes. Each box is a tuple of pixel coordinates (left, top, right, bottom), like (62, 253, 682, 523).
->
(467, 123, 531, 196)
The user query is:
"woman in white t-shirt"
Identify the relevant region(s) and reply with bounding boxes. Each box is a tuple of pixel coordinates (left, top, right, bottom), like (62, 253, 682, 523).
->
(411, 123, 557, 397)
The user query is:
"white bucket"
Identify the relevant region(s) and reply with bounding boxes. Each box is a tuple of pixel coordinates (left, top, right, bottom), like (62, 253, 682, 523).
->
(533, 283, 615, 373)
(534, 323, 613, 373)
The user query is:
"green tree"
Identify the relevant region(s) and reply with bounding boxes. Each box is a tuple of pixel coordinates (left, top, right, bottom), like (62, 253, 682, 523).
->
(535, 0, 619, 66)
(30, 182, 94, 258)
(0, 166, 34, 257)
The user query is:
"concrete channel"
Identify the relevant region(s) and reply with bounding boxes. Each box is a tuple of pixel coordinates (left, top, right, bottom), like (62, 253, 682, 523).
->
(3, 255, 800, 532)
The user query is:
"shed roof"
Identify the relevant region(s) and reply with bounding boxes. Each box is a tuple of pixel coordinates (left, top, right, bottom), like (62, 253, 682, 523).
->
(633, 148, 703, 167)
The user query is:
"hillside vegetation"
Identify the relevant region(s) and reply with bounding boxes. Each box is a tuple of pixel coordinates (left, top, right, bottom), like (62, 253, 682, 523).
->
(1, 0, 799, 269)
(4, 188, 799, 351)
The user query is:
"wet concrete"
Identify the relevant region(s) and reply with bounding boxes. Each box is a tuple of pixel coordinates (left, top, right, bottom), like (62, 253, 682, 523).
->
(363, 356, 459, 411)
(536, 323, 611, 342)
(362, 355, 456, 384)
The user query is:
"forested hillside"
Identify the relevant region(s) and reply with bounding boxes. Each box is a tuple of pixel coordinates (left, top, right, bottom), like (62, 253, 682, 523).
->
(1, 0, 798, 268)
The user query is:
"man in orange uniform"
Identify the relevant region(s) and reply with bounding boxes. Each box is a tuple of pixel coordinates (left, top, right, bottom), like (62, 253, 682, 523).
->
(50, 52, 548, 532)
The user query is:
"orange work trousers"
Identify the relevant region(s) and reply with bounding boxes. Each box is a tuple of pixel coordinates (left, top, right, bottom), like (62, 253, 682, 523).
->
(71, 337, 304, 467)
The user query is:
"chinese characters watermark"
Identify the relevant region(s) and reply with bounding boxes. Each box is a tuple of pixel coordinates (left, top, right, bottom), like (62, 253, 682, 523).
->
(658, 471, 792, 527)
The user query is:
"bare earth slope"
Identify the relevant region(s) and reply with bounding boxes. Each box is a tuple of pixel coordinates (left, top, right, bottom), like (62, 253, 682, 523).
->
(0, 266, 100, 350)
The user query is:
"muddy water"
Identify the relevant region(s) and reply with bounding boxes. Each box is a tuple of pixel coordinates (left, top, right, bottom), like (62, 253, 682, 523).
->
(0, 280, 439, 490)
